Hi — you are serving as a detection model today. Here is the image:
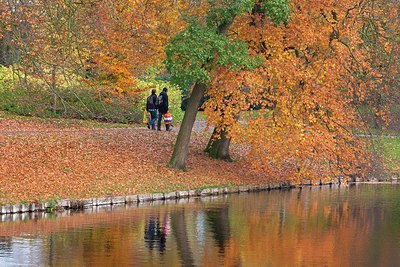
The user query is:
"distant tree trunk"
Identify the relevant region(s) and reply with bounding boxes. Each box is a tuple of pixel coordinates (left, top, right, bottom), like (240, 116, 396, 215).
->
(51, 65, 57, 113)
(205, 128, 232, 162)
(0, 33, 13, 66)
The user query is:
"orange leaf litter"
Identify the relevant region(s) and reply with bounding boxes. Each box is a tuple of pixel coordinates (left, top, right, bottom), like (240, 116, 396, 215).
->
(0, 117, 273, 204)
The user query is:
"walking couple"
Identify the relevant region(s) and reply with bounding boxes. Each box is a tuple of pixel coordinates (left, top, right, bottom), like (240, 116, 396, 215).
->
(146, 87, 172, 131)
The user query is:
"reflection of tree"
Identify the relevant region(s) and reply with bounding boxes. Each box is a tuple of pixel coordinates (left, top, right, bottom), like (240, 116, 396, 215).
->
(227, 186, 400, 266)
(36, 211, 148, 266)
(2, 186, 400, 266)
(362, 186, 400, 265)
(0, 236, 12, 254)
(206, 206, 230, 253)
(171, 210, 195, 267)
(48, 233, 54, 267)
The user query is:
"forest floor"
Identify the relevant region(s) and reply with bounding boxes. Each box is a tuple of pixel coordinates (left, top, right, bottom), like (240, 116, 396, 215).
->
(0, 113, 271, 205)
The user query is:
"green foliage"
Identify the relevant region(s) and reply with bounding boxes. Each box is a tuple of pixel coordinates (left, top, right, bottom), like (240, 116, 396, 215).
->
(261, 0, 291, 25)
(0, 87, 50, 116)
(58, 89, 141, 123)
(206, 0, 291, 27)
(0, 65, 13, 91)
(166, 0, 290, 89)
(0, 65, 63, 117)
(217, 40, 263, 69)
(0, 86, 130, 123)
(206, 0, 255, 27)
(165, 21, 261, 88)
(166, 23, 220, 87)
(47, 197, 60, 212)
(0, 70, 184, 124)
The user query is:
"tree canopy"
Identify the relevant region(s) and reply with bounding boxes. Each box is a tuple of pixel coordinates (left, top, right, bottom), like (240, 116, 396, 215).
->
(0, 0, 398, 182)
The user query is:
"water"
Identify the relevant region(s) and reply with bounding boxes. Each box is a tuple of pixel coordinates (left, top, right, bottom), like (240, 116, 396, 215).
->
(0, 184, 399, 266)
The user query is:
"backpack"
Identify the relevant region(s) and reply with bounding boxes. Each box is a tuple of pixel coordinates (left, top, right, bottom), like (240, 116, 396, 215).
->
(156, 94, 163, 107)
(146, 95, 154, 108)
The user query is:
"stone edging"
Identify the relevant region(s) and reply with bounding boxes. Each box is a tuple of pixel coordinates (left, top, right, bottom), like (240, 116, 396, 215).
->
(2, 180, 398, 215)
(0, 183, 294, 215)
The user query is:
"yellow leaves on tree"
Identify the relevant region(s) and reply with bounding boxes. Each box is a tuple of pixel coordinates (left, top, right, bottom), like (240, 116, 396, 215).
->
(2, 0, 201, 97)
(83, 0, 203, 96)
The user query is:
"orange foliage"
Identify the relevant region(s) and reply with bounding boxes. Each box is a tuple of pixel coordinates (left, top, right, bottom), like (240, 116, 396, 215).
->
(82, 0, 190, 95)
(1, 0, 397, 182)
(1, 0, 203, 96)
(203, 0, 397, 182)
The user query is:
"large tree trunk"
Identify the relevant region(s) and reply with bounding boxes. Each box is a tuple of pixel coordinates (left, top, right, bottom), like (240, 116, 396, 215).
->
(168, 21, 234, 170)
(205, 128, 232, 162)
(168, 82, 207, 170)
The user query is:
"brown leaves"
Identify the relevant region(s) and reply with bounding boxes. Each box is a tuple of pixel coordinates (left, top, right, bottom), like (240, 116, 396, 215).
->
(0, 117, 271, 205)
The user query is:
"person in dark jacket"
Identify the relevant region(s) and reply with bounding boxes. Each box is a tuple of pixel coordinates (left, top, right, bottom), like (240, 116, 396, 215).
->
(157, 87, 171, 131)
(146, 89, 158, 130)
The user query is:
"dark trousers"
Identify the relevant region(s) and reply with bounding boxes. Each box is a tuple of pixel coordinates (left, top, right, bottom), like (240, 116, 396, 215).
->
(157, 112, 170, 131)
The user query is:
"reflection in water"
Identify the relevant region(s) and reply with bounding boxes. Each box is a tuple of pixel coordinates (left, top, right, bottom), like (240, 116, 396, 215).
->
(195, 211, 206, 248)
(171, 210, 195, 267)
(0, 184, 399, 266)
(0, 237, 12, 255)
(144, 214, 169, 253)
(206, 205, 230, 253)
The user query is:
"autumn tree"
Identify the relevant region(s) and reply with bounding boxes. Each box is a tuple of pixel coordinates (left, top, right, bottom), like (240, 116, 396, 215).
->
(203, 1, 290, 161)
(202, 0, 398, 182)
(166, 0, 289, 170)
(0, 0, 194, 115)
(349, 0, 399, 130)
(81, 0, 190, 97)
(1, 0, 396, 181)
(0, 1, 11, 66)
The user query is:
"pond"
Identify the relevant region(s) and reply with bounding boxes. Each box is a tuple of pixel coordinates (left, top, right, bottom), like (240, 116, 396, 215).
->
(0, 184, 399, 266)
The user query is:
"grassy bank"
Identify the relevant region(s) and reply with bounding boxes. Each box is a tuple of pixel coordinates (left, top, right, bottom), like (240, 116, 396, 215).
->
(381, 137, 400, 173)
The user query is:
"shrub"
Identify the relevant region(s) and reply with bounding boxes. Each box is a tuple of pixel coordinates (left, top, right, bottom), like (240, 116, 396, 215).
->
(0, 65, 13, 91)
(0, 67, 184, 124)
